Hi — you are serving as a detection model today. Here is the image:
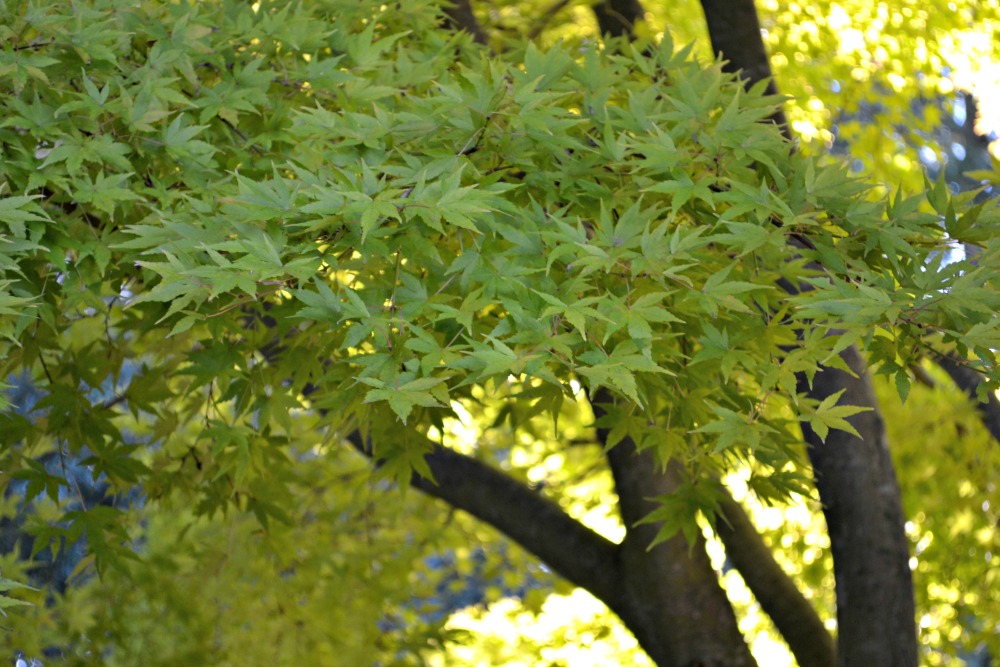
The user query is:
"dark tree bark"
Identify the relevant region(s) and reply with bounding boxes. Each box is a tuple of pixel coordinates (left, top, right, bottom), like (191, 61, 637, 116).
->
(591, 0, 645, 38)
(697, 0, 789, 133)
(797, 349, 918, 666)
(442, 0, 489, 45)
(353, 422, 843, 665)
(353, 426, 759, 667)
(348, 432, 624, 604)
(935, 354, 1000, 445)
(696, 2, 918, 664)
(595, 390, 757, 667)
(607, 456, 755, 667)
(716, 494, 836, 667)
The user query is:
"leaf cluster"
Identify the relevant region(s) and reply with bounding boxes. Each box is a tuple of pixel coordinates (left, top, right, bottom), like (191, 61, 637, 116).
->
(0, 0, 998, 627)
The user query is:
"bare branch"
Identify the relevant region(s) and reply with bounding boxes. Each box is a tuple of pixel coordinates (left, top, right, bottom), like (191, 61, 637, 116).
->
(716, 493, 836, 667)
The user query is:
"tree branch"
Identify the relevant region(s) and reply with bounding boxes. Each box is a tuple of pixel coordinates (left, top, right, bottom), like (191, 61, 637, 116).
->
(716, 493, 836, 667)
(441, 0, 489, 45)
(346, 432, 624, 608)
(593, 390, 757, 667)
(591, 0, 645, 39)
(933, 354, 1000, 446)
(697, 0, 789, 135)
(796, 348, 917, 667)
(695, 1, 916, 663)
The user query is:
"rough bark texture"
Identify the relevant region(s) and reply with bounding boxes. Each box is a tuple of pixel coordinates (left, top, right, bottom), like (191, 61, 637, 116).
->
(797, 348, 918, 667)
(601, 436, 757, 667)
(348, 432, 623, 605)
(352, 427, 758, 667)
(593, 387, 757, 666)
(716, 494, 836, 667)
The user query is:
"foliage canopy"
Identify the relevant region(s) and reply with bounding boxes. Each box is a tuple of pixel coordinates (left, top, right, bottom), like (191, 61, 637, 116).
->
(1, 0, 998, 664)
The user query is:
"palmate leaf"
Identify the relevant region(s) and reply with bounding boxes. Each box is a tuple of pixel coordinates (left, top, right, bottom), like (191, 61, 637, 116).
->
(362, 376, 450, 424)
(0, 195, 50, 241)
(800, 389, 872, 442)
(0, 595, 33, 615)
(624, 291, 684, 340)
(0, 575, 36, 616)
(0, 286, 37, 342)
(577, 363, 641, 405)
(693, 404, 778, 453)
(1, 1, 999, 661)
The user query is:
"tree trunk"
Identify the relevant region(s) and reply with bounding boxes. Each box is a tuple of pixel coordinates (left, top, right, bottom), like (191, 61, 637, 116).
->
(353, 425, 759, 667)
(698, 0, 788, 133)
(695, 1, 918, 663)
(797, 349, 917, 666)
(442, 0, 489, 44)
(596, 393, 758, 667)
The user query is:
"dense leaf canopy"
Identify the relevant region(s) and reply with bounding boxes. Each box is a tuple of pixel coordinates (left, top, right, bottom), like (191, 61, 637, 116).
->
(1, 0, 998, 664)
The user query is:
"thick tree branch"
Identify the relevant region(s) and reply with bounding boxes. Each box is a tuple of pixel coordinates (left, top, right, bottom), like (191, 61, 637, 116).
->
(695, 1, 916, 663)
(593, 390, 757, 667)
(347, 432, 624, 608)
(934, 354, 1000, 446)
(716, 493, 836, 667)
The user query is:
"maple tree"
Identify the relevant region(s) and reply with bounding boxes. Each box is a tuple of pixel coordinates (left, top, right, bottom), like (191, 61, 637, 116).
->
(1, 0, 998, 666)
